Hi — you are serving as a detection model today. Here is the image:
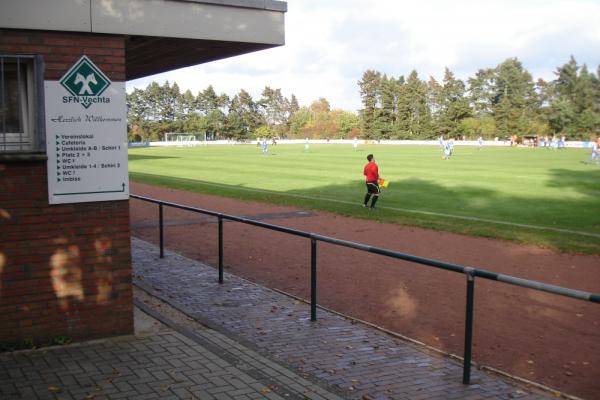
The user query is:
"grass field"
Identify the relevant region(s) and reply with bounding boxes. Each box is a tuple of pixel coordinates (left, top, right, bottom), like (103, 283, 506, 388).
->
(128, 144, 600, 254)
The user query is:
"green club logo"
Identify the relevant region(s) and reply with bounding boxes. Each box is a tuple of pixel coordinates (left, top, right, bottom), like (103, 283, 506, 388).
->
(60, 56, 111, 109)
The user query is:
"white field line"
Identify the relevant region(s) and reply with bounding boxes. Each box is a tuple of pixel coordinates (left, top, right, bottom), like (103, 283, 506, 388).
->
(144, 177, 600, 239)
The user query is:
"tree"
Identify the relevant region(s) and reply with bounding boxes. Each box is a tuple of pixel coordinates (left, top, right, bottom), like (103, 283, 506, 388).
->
(358, 70, 382, 138)
(302, 98, 336, 138)
(254, 125, 274, 139)
(127, 88, 150, 125)
(403, 70, 432, 138)
(227, 89, 262, 139)
(334, 110, 360, 138)
(289, 94, 300, 116)
(459, 116, 496, 139)
(179, 89, 196, 121)
(395, 76, 411, 138)
(548, 57, 600, 138)
(468, 68, 495, 116)
(489, 58, 537, 138)
(427, 77, 443, 133)
(437, 68, 471, 137)
(259, 86, 289, 134)
(376, 75, 399, 139)
(554, 56, 579, 102)
(288, 107, 311, 137)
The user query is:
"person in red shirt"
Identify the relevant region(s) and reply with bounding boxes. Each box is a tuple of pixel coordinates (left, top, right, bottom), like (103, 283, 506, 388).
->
(363, 154, 380, 209)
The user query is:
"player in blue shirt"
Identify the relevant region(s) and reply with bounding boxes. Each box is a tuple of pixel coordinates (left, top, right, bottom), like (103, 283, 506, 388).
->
(261, 139, 268, 155)
(443, 142, 452, 159)
(590, 143, 599, 165)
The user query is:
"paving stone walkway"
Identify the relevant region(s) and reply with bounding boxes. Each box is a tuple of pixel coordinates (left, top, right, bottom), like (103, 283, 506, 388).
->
(131, 238, 555, 400)
(0, 302, 345, 400)
(0, 238, 558, 400)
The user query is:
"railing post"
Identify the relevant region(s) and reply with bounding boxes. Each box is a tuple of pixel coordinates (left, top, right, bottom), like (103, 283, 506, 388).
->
(218, 215, 224, 284)
(311, 238, 317, 321)
(463, 268, 475, 384)
(159, 203, 164, 258)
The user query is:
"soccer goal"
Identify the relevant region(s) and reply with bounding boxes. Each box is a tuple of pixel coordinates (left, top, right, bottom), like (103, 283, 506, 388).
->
(165, 132, 201, 146)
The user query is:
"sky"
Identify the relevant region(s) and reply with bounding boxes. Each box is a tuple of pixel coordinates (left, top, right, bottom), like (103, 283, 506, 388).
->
(126, 0, 600, 112)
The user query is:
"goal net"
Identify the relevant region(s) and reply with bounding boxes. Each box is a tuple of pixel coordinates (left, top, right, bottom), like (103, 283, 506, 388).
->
(165, 133, 201, 146)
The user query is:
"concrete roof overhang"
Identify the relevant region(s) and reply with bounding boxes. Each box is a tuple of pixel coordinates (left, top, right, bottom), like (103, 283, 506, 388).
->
(0, 0, 287, 80)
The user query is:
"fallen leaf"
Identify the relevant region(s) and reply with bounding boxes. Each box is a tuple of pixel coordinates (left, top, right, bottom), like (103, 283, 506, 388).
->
(167, 370, 184, 383)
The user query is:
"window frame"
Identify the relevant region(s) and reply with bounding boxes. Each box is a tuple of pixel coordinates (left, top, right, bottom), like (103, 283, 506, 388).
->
(0, 54, 45, 154)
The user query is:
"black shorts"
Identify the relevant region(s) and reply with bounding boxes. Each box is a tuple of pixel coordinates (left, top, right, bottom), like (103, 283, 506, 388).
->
(366, 181, 380, 195)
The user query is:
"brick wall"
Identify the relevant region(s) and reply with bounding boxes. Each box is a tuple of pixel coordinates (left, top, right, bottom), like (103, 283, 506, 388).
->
(0, 29, 132, 345)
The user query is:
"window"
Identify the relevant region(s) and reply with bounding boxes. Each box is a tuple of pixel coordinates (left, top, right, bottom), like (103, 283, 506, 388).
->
(0, 55, 44, 153)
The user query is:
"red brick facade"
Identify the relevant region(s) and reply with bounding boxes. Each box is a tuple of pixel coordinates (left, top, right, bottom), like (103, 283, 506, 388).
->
(0, 29, 132, 345)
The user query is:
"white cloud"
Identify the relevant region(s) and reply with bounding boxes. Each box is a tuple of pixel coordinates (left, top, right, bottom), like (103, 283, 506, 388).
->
(127, 0, 600, 111)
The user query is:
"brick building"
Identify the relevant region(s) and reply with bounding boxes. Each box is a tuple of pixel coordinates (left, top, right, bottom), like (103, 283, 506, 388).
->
(0, 0, 286, 346)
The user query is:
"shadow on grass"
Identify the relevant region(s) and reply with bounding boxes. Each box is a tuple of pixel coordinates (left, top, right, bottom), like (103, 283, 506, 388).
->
(129, 171, 600, 254)
(545, 168, 600, 198)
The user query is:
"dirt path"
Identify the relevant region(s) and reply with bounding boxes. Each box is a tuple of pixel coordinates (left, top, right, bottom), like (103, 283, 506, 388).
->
(130, 182, 600, 400)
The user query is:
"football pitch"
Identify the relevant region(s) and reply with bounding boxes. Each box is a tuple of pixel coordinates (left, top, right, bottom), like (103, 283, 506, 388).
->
(128, 144, 600, 254)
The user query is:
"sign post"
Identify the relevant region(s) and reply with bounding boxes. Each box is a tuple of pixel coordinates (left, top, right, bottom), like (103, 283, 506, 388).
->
(46, 56, 128, 204)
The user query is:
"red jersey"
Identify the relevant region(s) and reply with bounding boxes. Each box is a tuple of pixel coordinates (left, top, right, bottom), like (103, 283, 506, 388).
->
(363, 161, 379, 182)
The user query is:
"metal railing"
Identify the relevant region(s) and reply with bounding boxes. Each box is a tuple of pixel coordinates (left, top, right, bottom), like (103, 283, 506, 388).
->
(130, 194, 600, 385)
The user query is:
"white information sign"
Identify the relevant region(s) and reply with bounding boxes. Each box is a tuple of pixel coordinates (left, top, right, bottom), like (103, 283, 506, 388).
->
(46, 56, 128, 204)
